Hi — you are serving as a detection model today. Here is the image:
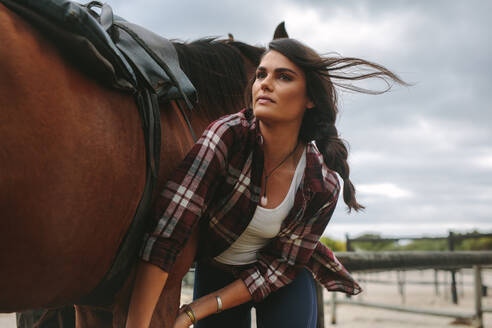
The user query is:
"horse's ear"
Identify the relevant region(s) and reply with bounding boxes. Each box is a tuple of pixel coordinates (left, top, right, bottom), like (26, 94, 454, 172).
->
(273, 22, 289, 39)
(228, 33, 234, 41)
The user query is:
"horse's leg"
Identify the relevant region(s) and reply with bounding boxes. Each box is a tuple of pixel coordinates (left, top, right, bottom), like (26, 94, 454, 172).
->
(16, 306, 75, 328)
(74, 305, 112, 328)
(53, 306, 76, 328)
(16, 310, 42, 328)
(73, 267, 135, 328)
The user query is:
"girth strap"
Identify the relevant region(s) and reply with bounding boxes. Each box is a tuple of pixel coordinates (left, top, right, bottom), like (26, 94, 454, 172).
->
(136, 89, 161, 179)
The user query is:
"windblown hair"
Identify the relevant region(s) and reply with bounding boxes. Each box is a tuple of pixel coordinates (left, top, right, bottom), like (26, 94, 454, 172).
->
(246, 38, 408, 212)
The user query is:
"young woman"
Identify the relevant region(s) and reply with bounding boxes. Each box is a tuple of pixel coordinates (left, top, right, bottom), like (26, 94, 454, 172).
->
(126, 38, 405, 328)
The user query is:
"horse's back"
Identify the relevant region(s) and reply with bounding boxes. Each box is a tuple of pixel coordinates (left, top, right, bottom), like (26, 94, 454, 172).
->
(0, 3, 146, 311)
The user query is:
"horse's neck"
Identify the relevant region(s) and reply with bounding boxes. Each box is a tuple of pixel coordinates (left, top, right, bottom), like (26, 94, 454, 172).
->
(153, 39, 259, 198)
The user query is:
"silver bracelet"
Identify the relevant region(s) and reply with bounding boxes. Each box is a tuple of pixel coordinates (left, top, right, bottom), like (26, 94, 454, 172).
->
(216, 295, 223, 313)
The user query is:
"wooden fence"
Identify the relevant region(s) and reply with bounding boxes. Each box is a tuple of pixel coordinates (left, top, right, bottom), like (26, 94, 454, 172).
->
(318, 251, 492, 328)
(345, 231, 492, 304)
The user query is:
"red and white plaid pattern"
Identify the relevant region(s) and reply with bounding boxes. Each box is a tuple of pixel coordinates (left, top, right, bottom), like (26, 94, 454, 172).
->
(141, 108, 362, 301)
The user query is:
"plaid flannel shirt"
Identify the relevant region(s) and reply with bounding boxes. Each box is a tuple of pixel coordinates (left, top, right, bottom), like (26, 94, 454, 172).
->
(141, 108, 362, 302)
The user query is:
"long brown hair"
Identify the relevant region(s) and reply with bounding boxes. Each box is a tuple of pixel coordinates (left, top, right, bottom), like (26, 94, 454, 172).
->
(246, 38, 408, 212)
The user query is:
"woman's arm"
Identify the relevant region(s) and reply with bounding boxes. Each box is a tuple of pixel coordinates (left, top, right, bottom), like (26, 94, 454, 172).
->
(126, 261, 169, 328)
(127, 117, 240, 327)
(174, 279, 252, 328)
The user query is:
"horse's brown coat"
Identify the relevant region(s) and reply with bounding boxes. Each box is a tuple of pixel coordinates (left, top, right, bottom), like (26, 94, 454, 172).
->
(0, 3, 263, 326)
(0, 2, 148, 311)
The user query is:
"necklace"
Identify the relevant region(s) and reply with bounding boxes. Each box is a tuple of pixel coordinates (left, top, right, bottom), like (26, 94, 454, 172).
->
(260, 142, 299, 207)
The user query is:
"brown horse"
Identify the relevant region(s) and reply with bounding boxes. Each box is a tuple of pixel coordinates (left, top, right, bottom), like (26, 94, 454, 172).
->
(0, 3, 290, 327)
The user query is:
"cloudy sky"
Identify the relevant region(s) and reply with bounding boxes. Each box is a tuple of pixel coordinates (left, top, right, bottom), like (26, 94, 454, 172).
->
(108, 0, 491, 240)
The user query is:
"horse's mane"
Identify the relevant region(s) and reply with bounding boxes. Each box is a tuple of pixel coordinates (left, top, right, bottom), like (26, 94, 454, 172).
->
(173, 38, 264, 118)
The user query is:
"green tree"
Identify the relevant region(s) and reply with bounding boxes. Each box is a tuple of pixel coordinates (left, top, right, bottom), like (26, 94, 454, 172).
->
(350, 233, 399, 251)
(399, 238, 448, 251)
(320, 236, 346, 252)
(458, 237, 492, 251)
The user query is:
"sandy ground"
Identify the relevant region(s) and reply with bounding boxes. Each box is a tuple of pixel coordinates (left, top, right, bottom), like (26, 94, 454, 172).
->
(317, 268, 492, 327)
(1, 268, 490, 327)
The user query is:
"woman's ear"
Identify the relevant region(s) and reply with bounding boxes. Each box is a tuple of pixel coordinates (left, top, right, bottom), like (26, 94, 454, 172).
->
(306, 99, 315, 109)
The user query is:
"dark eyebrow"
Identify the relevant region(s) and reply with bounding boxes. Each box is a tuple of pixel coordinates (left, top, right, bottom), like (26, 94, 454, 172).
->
(256, 66, 298, 76)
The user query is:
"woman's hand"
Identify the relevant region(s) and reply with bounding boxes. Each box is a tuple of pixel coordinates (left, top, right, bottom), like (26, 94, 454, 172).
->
(172, 279, 252, 327)
(173, 306, 192, 328)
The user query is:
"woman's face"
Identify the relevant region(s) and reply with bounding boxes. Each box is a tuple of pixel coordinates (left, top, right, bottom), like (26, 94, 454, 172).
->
(252, 50, 313, 125)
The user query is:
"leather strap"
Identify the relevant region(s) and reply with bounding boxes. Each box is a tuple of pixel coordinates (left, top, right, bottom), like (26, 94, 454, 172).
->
(176, 99, 197, 142)
(85, 1, 113, 32)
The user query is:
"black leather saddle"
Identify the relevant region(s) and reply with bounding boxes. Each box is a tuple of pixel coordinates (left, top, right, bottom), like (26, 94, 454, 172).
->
(1, 0, 197, 305)
(1, 0, 196, 105)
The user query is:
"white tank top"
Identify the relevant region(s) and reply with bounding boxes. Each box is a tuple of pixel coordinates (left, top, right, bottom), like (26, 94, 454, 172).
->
(214, 148, 307, 265)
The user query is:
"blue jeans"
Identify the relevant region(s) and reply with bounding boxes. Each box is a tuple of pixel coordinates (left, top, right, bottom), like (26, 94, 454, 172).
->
(193, 260, 317, 328)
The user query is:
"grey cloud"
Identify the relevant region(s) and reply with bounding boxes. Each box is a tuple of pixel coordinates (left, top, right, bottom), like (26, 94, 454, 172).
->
(102, 0, 491, 239)
(108, 0, 284, 44)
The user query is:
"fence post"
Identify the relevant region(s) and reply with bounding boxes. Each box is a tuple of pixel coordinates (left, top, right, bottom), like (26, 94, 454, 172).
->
(448, 231, 458, 304)
(444, 269, 450, 300)
(434, 269, 439, 296)
(473, 265, 483, 328)
(459, 270, 465, 297)
(316, 282, 325, 328)
(345, 233, 352, 252)
(397, 270, 406, 304)
(330, 292, 337, 325)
